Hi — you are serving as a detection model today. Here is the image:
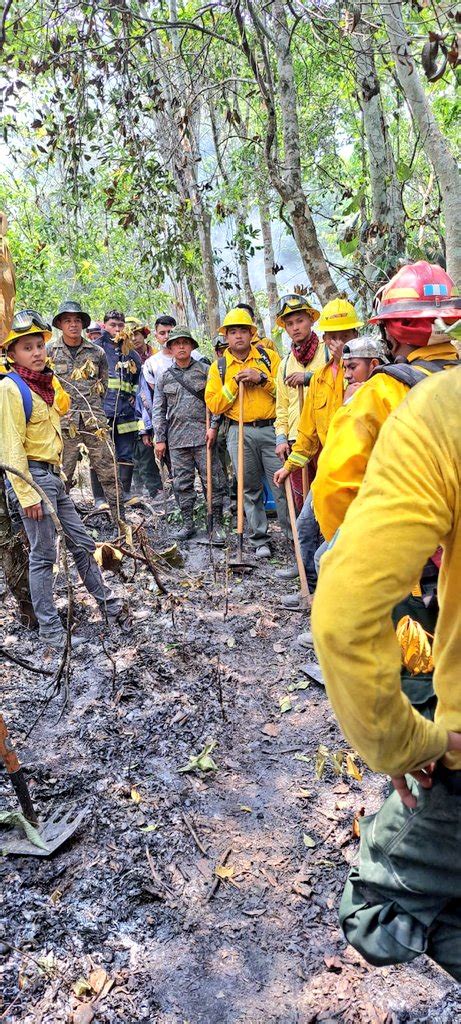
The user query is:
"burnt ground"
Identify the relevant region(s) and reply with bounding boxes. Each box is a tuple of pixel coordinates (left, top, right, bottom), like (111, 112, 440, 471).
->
(1, 496, 460, 1024)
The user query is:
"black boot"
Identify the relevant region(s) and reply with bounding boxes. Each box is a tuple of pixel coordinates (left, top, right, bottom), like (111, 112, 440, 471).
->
(175, 514, 196, 540)
(119, 463, 133, 502)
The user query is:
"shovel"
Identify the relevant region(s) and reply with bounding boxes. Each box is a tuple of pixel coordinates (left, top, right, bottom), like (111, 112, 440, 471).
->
(196, 409, 225, 548)
(0, 713, 86, 857)
(229, 381, 254, 572)
(298, 385, 309, 502)
(284, 478, 311, 609)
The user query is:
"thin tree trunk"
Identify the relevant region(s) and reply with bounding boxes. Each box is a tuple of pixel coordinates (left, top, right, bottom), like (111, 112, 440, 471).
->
(380, 0, 461, 284)
(259, 191, 278, 330)
(235, 205, 264, 334)
(350, 4, 406, 283)
(269, 0, 338, 303)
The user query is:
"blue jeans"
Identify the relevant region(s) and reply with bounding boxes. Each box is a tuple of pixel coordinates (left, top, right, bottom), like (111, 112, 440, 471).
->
(296, 492, 323, 591)
(11, 466, 119, 640)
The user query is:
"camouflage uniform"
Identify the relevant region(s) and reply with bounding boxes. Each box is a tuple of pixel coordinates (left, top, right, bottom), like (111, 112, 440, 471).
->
(46, 336, 122, 521)
(0, 472, 36, 627)
(152, 360, 225, 515)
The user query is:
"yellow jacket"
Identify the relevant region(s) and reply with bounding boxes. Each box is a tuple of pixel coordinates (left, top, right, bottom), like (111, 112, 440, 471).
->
(312, 342, 459, 540)
(312, 366, 461, 775)
(0, 375, 70, 507)
(284, 359, 344, 471)
(275, 345, 326, 443)
(205, 344, 280, 422)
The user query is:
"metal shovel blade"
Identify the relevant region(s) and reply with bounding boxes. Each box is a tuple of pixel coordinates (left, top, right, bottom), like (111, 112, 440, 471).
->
(1, 805, 88, 857)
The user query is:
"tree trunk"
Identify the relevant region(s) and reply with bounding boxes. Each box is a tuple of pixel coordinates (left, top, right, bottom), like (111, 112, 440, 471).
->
(269, 0, 338, 303)
(235, 206, 264, 334)
(259, 191, 279, 330)
(350, 4, 406, 284)
(380, 0, 461, 284)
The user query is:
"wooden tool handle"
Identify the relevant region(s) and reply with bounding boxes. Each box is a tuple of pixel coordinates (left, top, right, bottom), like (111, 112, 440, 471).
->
(297, 385, 309, 501)
(284, 479, 310, 602)
(206, 408, 213, 516)
(237, 382, 245, 536)
(0, 713, 21, 774)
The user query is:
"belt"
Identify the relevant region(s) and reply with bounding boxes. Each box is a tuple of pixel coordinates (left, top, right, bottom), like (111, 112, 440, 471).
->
(435, 762, 461, 795)
(28, 460, 61, 476)
(229, 418, 275, 428)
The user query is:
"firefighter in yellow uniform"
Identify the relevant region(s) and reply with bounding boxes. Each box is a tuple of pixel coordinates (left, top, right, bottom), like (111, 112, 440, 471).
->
(273, 297, 362, 604)
(312, 363, 461, 983)
(205, 307, 289, 557)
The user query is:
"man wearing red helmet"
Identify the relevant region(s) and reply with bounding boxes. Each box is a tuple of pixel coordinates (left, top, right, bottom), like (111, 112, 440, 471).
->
(312, 261, 460, 543)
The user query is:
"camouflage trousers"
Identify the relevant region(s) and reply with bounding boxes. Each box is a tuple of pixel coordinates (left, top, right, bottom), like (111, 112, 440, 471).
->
(0, 473, 36, 627)
(169, 444, 226, 515)
(63, 420, 122, 523)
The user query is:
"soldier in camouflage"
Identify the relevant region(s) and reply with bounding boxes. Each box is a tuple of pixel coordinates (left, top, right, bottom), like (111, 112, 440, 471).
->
(47, 301, 123, 523)
(153, 326, 225, 540)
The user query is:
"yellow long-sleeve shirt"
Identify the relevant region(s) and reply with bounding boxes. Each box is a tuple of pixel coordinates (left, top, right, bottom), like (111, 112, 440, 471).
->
(205, 344, 280, 422)
(284, 358, 344, 471)
(0, 375, 70, 507)
(312, 342, 459, 541)
(275, 344, 326, 443)
(312, 366, 461, 776)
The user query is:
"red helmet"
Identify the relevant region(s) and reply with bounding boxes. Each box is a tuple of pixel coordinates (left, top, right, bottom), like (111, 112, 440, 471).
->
(369, 261, 460, 322)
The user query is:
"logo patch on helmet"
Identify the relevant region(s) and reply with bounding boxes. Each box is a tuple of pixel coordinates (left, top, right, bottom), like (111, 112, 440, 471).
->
(423, 283, 448, 297)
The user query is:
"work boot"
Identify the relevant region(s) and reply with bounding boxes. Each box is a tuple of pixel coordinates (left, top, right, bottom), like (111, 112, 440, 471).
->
(176, 515, 196, 540)
(119, 463, 134, 502)
(255, 543, 271, 559)
(42, 630, 87, 652)
(282, 590, 303, 609)
(211, 509, 226, 545)
(275, 564, 299, 581)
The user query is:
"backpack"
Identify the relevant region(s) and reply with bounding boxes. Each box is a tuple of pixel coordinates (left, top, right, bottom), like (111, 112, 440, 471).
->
(217, 344, 271, 384)
(371, 357, 456, 389)
(1, 371, 33, 421)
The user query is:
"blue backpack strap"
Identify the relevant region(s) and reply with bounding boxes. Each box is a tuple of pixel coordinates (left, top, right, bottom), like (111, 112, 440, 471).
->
(5, 371, 33, 422)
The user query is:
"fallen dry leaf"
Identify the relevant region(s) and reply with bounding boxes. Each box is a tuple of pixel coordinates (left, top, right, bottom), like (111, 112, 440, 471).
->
(346, 752, 363, 782)
(261, 723, 280, 737)
(324, 955, 343, 973)
(130, 787, 142, 805)
(302, 833, 316, 849)
(352, 807, 365, 838)
(72, 1003, 95, 1024)
(279, 694, 292, 713)
(72, 977, 92, 998)
(215, 864, 235, 880)
(88, 967, 110, 996)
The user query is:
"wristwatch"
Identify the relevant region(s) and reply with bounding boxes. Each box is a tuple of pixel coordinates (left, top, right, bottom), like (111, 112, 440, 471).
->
(259, 371, 268, 385)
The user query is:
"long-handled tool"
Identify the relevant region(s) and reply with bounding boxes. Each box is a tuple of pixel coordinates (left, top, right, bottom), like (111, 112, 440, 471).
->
(298, 385, 309, 502)
(0, 714, 86, 856)
(284, 479, 311, 608)
(196, 409, 225, 547)
(229, 382, 254, 571)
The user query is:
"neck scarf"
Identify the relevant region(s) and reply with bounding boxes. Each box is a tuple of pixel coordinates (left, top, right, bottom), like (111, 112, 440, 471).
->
(292, 330, 320, 367)
(12, 363, 55, 406)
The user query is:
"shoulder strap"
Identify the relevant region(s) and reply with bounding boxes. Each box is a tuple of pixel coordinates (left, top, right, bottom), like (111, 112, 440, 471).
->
(282, 353, 290, 383)
(256, 344, 272, 372)
(218, 355, 227, 385)
(167, 366, 206, 402)
(370, 358, 454, 390)
(4, 371, 33, 422)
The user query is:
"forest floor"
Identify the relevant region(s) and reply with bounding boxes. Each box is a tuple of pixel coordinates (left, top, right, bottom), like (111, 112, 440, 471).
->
(1, 489, 460, 1024)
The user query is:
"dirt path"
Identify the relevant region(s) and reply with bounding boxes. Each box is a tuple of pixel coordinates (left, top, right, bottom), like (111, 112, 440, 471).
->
(1, 507, 460, 1023)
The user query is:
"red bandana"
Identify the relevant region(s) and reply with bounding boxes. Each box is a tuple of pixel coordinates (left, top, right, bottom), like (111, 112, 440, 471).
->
(385, 318, 433, 347)
(292, 330, 320, 367)
(12, 364, 56, 406)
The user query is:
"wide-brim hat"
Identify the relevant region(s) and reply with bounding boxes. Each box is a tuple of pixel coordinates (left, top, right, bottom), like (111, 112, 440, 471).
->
(52, 300, 91, 330)
(166, 325, 198, 349)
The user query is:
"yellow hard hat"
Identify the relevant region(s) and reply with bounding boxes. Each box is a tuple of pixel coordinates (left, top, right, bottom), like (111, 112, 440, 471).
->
(3, 310, 52, 349)
(218, 308, 258, 337)
(275, 293, 320, 328)
(317, 298, 363, 333)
